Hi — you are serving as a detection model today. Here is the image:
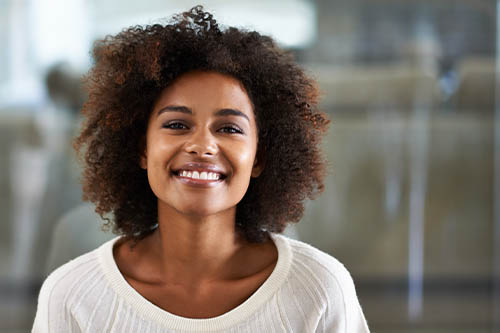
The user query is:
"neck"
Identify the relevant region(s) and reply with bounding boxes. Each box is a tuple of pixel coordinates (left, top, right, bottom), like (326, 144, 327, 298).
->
(146, 203, 247, 286)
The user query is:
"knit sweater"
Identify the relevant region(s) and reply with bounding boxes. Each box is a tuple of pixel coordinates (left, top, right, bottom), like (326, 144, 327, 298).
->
(32, 233, 370, 332)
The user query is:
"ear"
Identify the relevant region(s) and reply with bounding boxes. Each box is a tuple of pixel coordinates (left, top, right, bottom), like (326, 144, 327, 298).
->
(139, 136, 147, 169)
(251, 150, 265, 178)
(140, 154, 147, 169)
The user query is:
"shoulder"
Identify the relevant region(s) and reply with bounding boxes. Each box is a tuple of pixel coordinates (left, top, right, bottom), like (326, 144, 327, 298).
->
(40, 245, 103, 299)
(32, 241, 112, 332)
(274, 234, 370, 332)
(278, 234, 356, 294)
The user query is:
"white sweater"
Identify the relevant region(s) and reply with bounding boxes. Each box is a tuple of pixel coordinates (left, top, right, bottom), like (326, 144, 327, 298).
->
(33, 233, 370, 332)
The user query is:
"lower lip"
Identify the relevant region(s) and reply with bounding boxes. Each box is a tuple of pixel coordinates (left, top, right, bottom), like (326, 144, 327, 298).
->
(173, 174, 225, 188)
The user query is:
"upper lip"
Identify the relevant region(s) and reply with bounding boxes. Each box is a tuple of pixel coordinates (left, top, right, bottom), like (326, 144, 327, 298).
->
(172, 162, 227, 176)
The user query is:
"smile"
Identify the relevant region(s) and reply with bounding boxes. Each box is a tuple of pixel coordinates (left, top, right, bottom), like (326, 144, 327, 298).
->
(177, 170, 222, 180)
(171, 162, 228, 187)
(172, 168, 227, 188)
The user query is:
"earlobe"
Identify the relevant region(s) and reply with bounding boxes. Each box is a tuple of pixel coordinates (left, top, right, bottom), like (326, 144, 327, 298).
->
(139, 136, 147, 169)
(251, 157, 264, 178)
(251, 148, 265, 178)
(140, 155, 147, 169)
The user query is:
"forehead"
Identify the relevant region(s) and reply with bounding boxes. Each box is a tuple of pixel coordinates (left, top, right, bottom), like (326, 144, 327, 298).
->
(154, 71, 254, 114)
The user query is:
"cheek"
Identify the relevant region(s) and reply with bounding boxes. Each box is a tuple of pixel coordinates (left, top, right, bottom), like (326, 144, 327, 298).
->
(146, 134, 173, 160)
(229, 143, 257, 176)
(145, 137, 176, 179)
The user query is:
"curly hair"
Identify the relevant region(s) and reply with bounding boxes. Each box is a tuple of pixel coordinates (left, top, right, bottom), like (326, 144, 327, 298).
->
(75, 6, 330, 243)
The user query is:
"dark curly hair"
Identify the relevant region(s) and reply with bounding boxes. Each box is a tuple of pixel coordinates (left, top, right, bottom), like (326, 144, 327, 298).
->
(75, 6, 330, 243)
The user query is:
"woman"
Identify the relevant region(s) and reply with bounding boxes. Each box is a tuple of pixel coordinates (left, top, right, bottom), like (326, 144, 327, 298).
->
(33, 6, 370, 332)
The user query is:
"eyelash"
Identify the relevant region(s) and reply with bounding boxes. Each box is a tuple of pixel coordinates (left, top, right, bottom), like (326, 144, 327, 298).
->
(163, 122, 243, 134)
(163, 122, 188, 130)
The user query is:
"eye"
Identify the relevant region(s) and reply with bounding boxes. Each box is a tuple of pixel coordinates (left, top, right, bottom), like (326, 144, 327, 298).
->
(218, 125, 243, 134)
(163, 121, 188, 130)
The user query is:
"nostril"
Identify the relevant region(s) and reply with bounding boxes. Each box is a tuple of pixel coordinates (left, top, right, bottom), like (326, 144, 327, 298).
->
(185, 143, 217, 156)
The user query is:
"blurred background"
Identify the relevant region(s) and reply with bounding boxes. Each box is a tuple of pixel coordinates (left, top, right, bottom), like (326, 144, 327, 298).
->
(0, 0, 498, 332)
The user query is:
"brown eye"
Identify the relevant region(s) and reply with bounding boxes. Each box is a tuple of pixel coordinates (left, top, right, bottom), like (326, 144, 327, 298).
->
(218, 125, 243, 134)
(163, 121, 188, 130)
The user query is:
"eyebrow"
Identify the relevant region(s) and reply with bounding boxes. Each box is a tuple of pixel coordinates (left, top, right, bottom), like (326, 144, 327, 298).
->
(157, 105, 249, 122)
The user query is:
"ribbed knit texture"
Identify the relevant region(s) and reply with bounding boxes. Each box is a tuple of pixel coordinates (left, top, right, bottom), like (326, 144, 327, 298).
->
(32, 234, 370, 332)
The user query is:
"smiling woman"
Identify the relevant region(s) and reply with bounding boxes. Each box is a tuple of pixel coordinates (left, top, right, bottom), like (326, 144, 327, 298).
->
(113, 70, 272, 319)
(32, 6, 370, 333)
(141, 71, 262, 220)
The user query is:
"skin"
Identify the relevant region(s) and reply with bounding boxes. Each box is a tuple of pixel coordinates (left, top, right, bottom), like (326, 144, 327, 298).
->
(113, 71, 278, 318)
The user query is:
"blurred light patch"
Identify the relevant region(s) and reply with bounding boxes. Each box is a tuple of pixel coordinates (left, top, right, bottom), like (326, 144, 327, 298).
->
(0, 0, 315, 109)
(30, 0, 90, 68)
(1, 0, 91, 108)
(90, 0, 316, 48)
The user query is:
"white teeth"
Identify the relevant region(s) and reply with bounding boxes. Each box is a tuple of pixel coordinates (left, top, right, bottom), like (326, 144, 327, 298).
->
(178, 170, 221, 181)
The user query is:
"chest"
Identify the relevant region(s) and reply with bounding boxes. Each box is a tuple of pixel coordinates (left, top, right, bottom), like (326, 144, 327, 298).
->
(126, 264, 275, 318)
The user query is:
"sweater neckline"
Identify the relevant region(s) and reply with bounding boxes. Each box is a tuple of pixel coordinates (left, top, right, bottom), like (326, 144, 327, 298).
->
(98, 233, 292, 331)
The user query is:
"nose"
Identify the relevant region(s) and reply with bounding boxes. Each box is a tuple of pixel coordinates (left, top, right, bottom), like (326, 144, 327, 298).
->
(184, 128, 218, 157)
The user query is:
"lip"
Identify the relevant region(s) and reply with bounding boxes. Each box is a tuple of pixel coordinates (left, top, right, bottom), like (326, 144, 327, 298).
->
(171, 162, 228, 188)
(174, 175, 224, 188)
(172, 162, 227, 177)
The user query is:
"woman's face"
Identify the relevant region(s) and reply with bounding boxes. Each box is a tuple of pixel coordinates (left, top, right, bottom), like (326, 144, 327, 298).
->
(141, 71, 263, 217)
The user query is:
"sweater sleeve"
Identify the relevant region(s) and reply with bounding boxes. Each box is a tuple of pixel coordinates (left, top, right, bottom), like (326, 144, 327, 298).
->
(32, 279, 49, 333)
(32, 270, 77, 333)
(322, 265, 370, 333)
(32, 264, 84, 333)
(32, 273, 60, 333)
